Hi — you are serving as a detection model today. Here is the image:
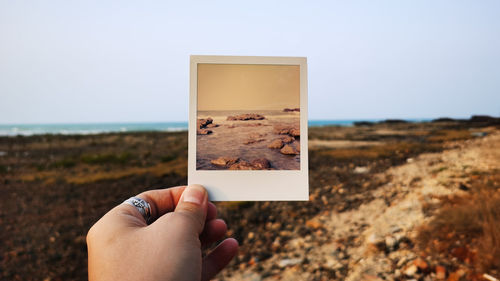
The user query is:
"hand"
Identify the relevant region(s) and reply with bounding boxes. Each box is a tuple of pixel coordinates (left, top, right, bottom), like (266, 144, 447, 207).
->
(87, 185, 239, 281)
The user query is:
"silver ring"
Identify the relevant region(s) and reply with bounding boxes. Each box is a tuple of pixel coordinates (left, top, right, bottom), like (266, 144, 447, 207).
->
(124, 197, 152, 224)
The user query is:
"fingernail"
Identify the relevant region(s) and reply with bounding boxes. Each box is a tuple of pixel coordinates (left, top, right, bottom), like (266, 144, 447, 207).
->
(182, 185, 205, 205)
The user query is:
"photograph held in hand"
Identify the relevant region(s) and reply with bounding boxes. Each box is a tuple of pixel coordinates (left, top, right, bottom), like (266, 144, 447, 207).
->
(188, 56, 309, 201)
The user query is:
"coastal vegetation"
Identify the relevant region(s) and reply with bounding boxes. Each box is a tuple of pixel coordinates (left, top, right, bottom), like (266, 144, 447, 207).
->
(0, 117, 499, 280)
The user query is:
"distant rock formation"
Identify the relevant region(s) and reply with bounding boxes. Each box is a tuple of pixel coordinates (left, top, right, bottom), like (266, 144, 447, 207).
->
(197, 118, 213, 129)
(468, 115, 500, 124)
(211, 156, 272, 170)
(227, 114, 265, 121)
(354, 121, 375, 127)
(379, 119, 408, 124)
(431, 115, 500, 126)
(197, 117, 217, 135)
(431, 117, 457, 123)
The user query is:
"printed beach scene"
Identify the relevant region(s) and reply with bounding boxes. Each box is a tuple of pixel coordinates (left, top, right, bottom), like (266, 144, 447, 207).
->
(196, 64, 301, 170)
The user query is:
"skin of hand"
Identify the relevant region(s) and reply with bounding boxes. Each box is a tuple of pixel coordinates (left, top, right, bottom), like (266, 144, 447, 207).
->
(87, 185, 239, 281)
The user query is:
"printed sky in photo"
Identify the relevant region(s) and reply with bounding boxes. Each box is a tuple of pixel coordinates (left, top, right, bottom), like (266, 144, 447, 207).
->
(198, 64, 299, 111)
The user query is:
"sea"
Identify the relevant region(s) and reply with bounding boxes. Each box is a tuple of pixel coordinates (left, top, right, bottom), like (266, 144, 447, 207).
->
(0, 119, 431, 136)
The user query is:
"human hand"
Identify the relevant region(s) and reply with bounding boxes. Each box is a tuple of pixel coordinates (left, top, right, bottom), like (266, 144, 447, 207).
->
(87, 185, 239, 281)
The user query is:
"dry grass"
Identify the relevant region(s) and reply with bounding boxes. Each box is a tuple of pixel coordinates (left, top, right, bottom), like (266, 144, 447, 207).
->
(320, 142, 442, 160)
(20, 159, 187, 185)
(66, 159, 187, 184)
(80, 152, 132, 165)
(426, 129, 472, 142)
(477, 191, 500, 272)
(417, 173, 500, 273)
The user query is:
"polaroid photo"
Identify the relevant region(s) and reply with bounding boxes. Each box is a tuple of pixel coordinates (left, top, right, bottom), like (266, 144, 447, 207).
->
(188, 55, 308, 201)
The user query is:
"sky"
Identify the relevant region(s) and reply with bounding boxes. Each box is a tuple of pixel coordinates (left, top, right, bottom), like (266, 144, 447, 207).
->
(0, 1, 499, 123)
(198, 64, 299, 111)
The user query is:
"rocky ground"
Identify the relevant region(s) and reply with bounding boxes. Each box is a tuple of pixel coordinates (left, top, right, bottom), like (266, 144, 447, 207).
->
(216, 124, 500, 281)
(213, 121, 500, 281)
(196, 113, 301, 170)
(0, 118, 499, 280)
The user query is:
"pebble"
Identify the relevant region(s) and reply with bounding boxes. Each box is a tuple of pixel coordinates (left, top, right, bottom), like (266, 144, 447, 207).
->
(435, 265, 446, 279)
(270, 222, 280, 230)
(354, 166, 370, 174)
(289, 238, 305, 249)
(324, 256, 343, 269)
(396, 256, 409, 267)
(248, 257, 257, 266)
(483, 274, 500, 281)
(390, 225, 402, 233)
(305, 219, 323, 230)
(363, 274, 384, 281)
(271, 238, 281, 251)
(413, 257, 428, 271)
(279, 230, 292, 237)
(337, 251, 346, 259)
(367, 233, 385, 250)
(278, 258, 303, 268)
(404, 264, 418, 276)
(394, 233, 407, 244)
(385, 236, 397, 251)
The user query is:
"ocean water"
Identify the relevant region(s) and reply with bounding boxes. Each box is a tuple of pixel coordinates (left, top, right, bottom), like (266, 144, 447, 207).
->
(0, 122, 188, 136)
(0, 119, 431, 136)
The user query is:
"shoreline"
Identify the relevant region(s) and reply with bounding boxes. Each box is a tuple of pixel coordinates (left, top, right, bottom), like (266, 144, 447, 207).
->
(0, 115, 498, 137)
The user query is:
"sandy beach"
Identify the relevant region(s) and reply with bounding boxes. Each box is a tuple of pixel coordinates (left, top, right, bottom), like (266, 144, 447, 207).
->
(197, 110, 300, 170)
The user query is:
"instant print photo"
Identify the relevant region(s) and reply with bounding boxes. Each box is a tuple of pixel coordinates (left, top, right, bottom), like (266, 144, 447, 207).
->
(188, 56, 308, 201)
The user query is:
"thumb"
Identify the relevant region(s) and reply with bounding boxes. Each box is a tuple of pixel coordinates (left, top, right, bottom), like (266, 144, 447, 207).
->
(173, 184, 209, 234)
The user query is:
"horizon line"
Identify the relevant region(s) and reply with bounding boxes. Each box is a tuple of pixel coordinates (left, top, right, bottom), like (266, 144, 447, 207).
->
(1, 115, 495, 126)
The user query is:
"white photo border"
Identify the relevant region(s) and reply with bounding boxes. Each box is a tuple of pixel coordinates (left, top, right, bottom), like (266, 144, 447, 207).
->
(188, 55, 308, 201)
